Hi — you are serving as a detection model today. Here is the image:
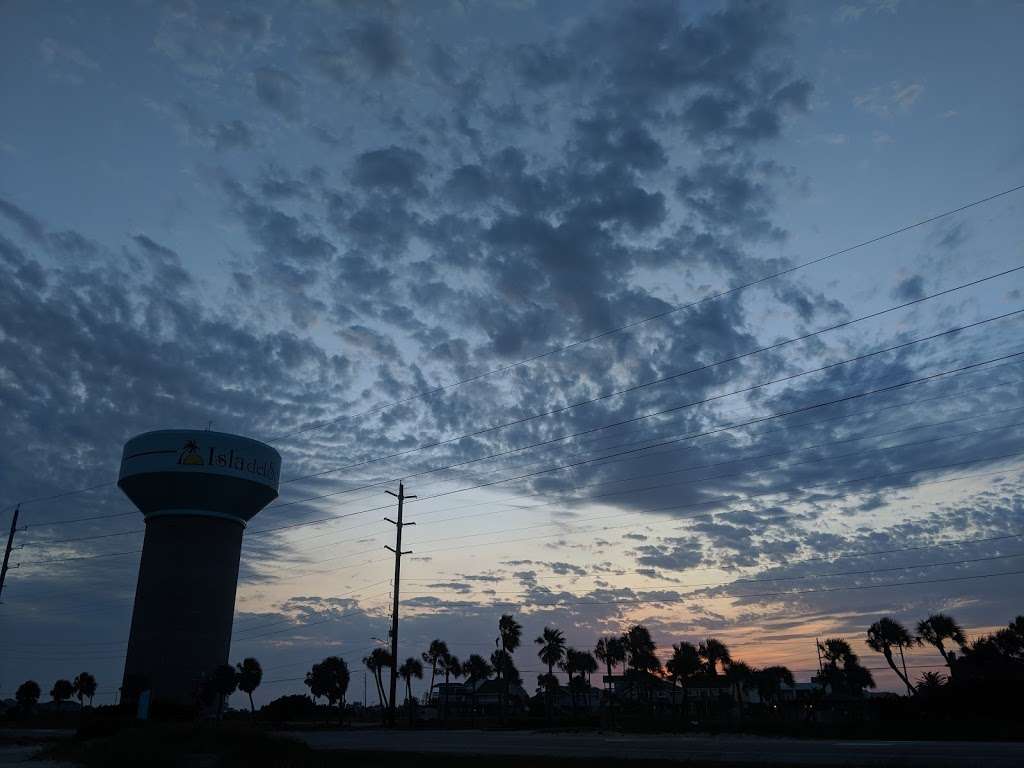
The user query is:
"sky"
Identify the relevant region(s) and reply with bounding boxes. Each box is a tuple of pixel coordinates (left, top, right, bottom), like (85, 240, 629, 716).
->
(1, 0, 1024, 708)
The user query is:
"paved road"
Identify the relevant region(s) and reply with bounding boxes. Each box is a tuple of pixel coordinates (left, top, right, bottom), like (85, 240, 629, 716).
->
(289, 729, 1024, 766)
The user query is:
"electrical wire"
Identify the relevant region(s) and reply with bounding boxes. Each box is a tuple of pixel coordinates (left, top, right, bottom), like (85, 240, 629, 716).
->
(263, 183, 1024, 443)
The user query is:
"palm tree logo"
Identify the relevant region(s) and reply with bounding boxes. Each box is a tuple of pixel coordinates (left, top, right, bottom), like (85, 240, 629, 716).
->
(178, 439, 204, 466)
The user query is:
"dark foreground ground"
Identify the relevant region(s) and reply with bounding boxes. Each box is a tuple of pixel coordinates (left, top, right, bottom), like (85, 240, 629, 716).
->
(290, 729, 1024, 767)
(5, 725, 1024, 768)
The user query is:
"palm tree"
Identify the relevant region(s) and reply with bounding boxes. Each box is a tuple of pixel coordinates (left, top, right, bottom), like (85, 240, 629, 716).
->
(72, 672, 97, 710)
(209, 664, 238, 719)
(698, 638, 732, 676)
(497, 614, 522, 721)
(50, 679, 73, 710)
(577, 650, 598, 687)
(916, 670, 947, 696)
(16, 680, 40, 715)
(305, 656, 350, 724)
(724, 661, 754, 716)
(565, 651, 598, 720)
(439, 652, 461, 722)
(363, 647, 393, 711)
(815, 638, 876, 696)
(536, 627, 566, 720)
(462, 654, 493, 726)
(623, 625, 660, 673)
(595, 635, 626, 721)
(399, 657, 424, 725)
(595, 635, 625, 687)
(866, 617, 921, 696)
(622, 625, 661, 706)
(235, 657, 262, 715)
(917, 613, 966, 672)
(560, 647, 582, 714)
(753, 665, 794, 710)
(422, 639, 449, 705)
(666, 641, 701, 720)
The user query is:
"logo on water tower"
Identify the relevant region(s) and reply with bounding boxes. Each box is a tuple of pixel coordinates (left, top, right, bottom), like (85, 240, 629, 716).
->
(178, 439, 204, 466)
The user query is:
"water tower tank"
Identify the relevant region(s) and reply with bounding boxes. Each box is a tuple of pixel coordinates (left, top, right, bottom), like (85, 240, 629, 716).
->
(117, 429, 281, 706)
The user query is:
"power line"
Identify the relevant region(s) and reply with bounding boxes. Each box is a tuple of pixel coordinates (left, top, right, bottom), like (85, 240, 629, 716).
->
(414, 568, 1024, 610)
(10, 263, 1023, 532)
(234, 456, 1024, 588)
(403, 531, 1024, 584)
(16, 446, 1022, 580)
(407, 408, 1024, 525)
(31, 390, 1020, 557)
(260, 410, 1024, 567)
(403, 552, 1024, 597)
(266, 361, 1024, 550)
(274, 300, 1024, 489)
(264, 183, 1024, 443)
(247, 341, 1024, 540)
(409, 457, 1024, 558)
(7, 188, 1023, 519)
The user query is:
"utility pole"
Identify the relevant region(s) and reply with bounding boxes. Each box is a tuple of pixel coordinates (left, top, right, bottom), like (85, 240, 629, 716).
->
(0, 505, 20, 602)
(385, 482, 415, 726)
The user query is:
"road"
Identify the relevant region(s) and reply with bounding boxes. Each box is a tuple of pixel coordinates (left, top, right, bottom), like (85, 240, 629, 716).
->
(288, 729, 1024, 766)
(0, 731, 74, 767)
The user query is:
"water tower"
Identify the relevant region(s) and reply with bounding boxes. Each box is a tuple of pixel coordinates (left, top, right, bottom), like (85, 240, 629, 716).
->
(117, 429, 281, 706)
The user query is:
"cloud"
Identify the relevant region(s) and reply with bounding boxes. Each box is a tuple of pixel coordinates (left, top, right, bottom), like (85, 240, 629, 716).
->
(893, 83, 923, 108)
(351, 146, 427, 191)
(892, 275, 925, 302)
(175, 102, 253, 152)
(634, 537, 705, 570)
(253, 67, 302, 119)
(350, 18, 404, 76)
(854, 81, 924, 118)
(0, 196, 46, 242)
(39, 37, 100, 83)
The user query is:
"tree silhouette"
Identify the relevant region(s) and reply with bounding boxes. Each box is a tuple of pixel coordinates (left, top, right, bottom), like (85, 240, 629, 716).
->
(16, 680, 40, 715)
(815, 638, 875, 696)
(622, 625, 660, 674)
(917, 613, 966, 672)
(236, 657, 263, 715)
(209, 664, 238, 719)
(50, 679, 73, 709)
(399, 657, 424, 725)
(462, 653, 493, 726)
(536, 627, 566, 720)
(559, 647, 583, 714)
(496, 614, 522, 722)
(666, 641, 701, 719)
(438, 651, 461, 722)
(363, 647, 393, 711)
(422, 639, 448, 705)
(698, 637, 732, 676)
(992, 615, 1024, 659)
(578, 649, 598, 687)
(916, 670, 947, 696)
(867, 617, 921, 696)
(72, 672, 97, 710)
(305, 656, 350, 724)
(595, 635, 626, 722)
(724, 661, 754, 717)
(622, 625, 660, 705)
(754, 665, 794, 710)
